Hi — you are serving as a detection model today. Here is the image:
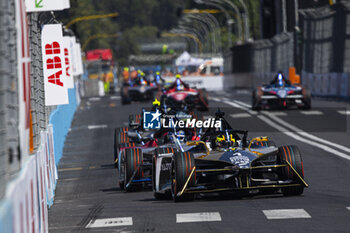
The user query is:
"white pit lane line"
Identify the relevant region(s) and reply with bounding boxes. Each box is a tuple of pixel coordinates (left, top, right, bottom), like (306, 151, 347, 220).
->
(338, 110, 350, 115)
(230, 113, 252, 119)
(224, 99, 350, 161)
(86, 217, 133, 228)
(176, 212, 222, 223)
(88, 125, 108, 130)
(300, 110, 324, 115)
(261, 111, 287, 116)
(89, 97, 101, 101)
(263, 209, 311, 220)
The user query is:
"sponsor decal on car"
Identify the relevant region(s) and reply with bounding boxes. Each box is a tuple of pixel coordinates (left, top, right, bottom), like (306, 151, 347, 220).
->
(229, 153, 250, 168)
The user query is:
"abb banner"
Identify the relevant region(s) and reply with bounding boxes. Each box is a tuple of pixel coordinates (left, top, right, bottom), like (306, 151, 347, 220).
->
(63, 37, 74, 88)
(41, 24, 69, 106)
(25, 0, 70, 12)
(6, 125, 57, 233)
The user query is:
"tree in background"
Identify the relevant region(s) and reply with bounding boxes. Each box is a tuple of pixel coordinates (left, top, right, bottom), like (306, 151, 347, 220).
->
(57, 0, 260, 64)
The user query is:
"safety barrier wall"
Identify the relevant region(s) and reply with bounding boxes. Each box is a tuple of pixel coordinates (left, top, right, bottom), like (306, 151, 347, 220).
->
(0, 1, 82, 230)
(0, 85, 80, 233)
(223, 71, 350, 99)
(50, 85, 80, 164)
(301, 72, 350, 98)
(224, 2, 350, 97)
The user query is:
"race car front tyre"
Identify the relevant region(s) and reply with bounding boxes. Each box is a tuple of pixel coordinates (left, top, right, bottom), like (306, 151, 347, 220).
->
(171, 152, 196, 202)
(124, 148, 143, 192)
(198, 89, 209, 111)
(152, 148, 176, 200)
(278, 145, 304, 196)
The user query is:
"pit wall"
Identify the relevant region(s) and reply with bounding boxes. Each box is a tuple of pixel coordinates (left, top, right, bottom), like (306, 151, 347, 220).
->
(0, 85, 80, 233)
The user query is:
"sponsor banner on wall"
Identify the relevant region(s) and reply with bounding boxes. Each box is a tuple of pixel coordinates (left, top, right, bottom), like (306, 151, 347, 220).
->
(69, 37, 78, 76)
(63, 37, 74, 88)
(75, 42, 84, 75)
(25, 0, 70, 12)
(42, 24, 69, 106)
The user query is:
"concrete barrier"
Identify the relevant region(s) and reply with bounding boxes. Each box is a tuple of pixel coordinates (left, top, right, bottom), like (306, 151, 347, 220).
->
(223, 71, 350, 98)
(0, 85, 80, 233)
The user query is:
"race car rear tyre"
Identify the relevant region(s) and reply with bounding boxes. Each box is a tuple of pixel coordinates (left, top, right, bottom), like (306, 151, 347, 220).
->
(278, 145, 304, 196)
(300, 88, 311, 110)
(114, 128, 129, 166)
(121, 86, 131, 105)
(252, 89, 261, 110)
(171, 152, 196, 202)
(124, 148, 143, 192)
(129, 114, 142, 128)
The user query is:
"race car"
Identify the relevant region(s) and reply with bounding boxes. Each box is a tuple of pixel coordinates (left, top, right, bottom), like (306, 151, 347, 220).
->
(114, 109, 202, 191)
(252, 72, 311, 110)
(160, 74, 208, 111)
(152, 110, 308, 201)
(121, 71, 158, 104)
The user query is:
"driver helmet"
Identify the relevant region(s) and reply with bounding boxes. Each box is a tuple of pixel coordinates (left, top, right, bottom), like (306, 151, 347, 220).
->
(215, 134, 236, 148)
(175, 74, 182, 91)
(276, 72, 284, 87)
(176, 130, 186, 142)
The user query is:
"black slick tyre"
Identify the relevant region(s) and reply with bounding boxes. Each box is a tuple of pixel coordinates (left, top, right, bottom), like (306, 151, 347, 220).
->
(124, 148, 143, 192)
(278, 145, 305, 196)
(171, 152, 196, 202)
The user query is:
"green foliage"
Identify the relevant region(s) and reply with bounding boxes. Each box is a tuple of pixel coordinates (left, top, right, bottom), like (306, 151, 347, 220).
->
(57, 0, 261, 61)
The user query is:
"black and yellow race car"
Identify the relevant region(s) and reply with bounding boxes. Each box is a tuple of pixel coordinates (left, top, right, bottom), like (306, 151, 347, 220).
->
(152, 111, 308, 201)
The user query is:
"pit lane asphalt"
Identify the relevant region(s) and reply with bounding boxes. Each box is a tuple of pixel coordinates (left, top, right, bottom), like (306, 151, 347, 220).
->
(48, 92, 350, 233)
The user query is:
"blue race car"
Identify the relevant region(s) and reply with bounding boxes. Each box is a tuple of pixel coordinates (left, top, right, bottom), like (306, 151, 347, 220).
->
(252, 72, 311, 110)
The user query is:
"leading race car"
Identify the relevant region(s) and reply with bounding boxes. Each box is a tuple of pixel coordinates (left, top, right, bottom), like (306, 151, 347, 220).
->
(160, 74, 209, 111)
(152, 110, 308, 201)
(252, 72, 311, 110)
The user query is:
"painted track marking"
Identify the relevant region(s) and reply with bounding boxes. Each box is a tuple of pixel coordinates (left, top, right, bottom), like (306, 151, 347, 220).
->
(86, 217, 133, 228)
(338, 110, 350, 115)
(230, 113, 252, 118)
(300, 110, 323, 115)
(229, 100, 350, 160)
(347, 207, 350, 211)
(58, 167, 83, 172)
(89, 97, 101, 101)
(176, 212, 222, 223)
(263, 209, 311, 220)
(88, 125, 108, 130)
(261, 111, 287, 116)
(110, 96, 121, 100)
